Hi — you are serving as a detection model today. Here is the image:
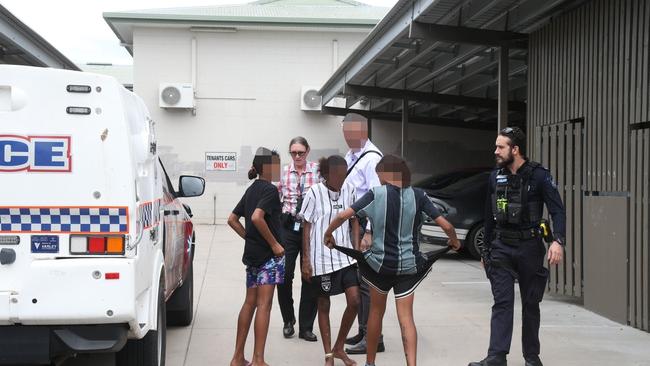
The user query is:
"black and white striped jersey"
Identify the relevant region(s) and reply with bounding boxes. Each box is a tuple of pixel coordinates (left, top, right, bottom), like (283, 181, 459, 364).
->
(300, 182, 357, 276)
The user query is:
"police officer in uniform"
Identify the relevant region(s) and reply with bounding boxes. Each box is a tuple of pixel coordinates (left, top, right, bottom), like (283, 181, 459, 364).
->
(469, 127, 565, 366)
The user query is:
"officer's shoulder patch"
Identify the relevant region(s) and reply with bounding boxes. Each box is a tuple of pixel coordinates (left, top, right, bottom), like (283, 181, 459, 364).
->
(545, 173, 558, 189)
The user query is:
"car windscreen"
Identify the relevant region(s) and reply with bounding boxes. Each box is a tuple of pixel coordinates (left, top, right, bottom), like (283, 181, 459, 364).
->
(431, 172, 491, 197)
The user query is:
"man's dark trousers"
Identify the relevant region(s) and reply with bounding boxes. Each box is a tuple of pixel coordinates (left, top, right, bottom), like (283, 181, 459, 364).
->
(355, 217, 371, 337)
(487, 237, 547, 358)
(357, 271, 370, 334)
(277, 227, 317, 332)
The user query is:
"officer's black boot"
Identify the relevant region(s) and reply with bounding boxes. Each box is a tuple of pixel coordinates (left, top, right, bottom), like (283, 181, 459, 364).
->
(468, 354, 507, 366)
(524, 355, 543, 366)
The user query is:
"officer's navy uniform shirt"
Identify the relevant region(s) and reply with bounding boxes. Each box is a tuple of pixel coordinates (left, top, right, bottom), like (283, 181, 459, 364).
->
(484, 160, 566, 244)
(351, 184, 441, 275)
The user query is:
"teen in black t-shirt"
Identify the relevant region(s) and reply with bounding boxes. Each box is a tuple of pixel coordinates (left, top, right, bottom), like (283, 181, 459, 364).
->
(228, 147, 285, 366)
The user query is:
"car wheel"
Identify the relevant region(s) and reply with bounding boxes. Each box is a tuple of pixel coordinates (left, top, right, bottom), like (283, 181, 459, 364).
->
(166, 262, 194, 326)
(466, 224, 485, 260)
(116, 275, 166, 366)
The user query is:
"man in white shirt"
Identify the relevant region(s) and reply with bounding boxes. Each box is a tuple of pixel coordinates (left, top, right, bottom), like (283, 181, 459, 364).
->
(340, 113, 385, 355)
(343, 124, 382, 199)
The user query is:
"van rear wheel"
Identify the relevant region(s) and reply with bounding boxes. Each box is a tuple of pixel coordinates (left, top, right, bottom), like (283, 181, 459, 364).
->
(116, 275, 166, 366)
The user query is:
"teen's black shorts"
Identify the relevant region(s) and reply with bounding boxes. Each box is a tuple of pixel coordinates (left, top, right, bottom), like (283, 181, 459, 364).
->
(311, 265, 359, 297)
(358, 259, 432, 299)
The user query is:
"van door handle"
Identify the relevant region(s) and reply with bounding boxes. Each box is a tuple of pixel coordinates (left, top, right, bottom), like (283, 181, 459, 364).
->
(164, 210, 180, 216)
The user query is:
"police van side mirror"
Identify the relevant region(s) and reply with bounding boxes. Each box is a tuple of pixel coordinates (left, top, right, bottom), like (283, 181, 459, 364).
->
(178, 176, 205, 197)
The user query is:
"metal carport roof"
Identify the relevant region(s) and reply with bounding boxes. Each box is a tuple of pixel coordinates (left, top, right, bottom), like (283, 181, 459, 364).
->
(0, 4, 79, 70)
(319, 0, 587, 132)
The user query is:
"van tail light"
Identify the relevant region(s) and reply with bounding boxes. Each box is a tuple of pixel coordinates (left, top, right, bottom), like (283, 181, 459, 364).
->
(88, 237, 105, 253)
(106, 237, 124, 253)
(70, 236, 125, 255)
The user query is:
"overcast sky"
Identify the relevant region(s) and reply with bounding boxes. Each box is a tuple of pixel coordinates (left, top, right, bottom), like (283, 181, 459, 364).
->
(2, 0, 398, 65)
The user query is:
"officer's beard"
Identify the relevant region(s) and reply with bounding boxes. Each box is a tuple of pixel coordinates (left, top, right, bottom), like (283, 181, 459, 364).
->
(495, 151, 514, 168)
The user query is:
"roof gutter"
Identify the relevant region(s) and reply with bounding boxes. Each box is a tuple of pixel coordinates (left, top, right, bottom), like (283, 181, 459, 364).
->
(103, 17, 133, 56)
(103, 12, 382, 57)
(103, 12, 382, 26)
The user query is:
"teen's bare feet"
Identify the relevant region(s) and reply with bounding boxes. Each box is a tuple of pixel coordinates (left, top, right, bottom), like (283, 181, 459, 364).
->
(332, 348, 357, 366)
(325, 353, 335, 366)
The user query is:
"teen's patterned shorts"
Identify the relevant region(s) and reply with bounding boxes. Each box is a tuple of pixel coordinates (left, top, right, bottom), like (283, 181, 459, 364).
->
(246, 256, 286, 288)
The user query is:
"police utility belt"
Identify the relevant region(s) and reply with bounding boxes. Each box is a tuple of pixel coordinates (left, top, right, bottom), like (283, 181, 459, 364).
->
(495, 227, 541, 246)
(495, 218, 554, 246)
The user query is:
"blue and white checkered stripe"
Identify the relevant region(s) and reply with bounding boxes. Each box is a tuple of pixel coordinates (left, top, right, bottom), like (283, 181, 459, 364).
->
(0, 207, 128, 234)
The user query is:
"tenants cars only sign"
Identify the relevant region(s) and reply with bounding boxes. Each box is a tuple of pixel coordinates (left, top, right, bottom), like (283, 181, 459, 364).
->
(206, 152, 237, 171)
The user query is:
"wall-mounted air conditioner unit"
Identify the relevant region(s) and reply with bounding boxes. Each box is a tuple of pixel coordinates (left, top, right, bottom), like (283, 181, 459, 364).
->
(159, 83, 194, 109)
(300, 86, 322, 111)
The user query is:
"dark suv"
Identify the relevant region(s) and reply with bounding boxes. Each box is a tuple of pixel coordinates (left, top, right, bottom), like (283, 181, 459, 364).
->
(415, 170, 492, 260)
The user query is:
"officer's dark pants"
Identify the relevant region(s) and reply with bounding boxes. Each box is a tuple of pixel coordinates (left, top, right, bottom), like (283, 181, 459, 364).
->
(276, 227, 317, 332)
(487, 237, 548, 358)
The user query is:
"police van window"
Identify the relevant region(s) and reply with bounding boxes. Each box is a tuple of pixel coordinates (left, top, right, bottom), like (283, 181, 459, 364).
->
(158, 159, 177, 196)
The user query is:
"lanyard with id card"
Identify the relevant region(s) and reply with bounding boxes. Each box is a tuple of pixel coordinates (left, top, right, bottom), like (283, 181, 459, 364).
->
(293, 173, 306, 232)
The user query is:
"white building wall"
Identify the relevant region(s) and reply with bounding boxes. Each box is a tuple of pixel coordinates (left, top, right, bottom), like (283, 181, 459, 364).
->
(133, 26, 367, 223)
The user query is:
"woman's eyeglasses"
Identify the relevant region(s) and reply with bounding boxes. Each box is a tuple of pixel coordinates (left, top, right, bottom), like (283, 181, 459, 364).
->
(290, 151, 307, 158)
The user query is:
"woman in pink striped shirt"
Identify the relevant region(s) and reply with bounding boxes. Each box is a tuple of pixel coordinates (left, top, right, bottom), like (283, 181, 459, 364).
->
(276, 136, 321, 341)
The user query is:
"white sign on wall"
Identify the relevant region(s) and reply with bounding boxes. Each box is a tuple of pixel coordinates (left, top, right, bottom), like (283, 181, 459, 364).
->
(206, 152, 237, 171)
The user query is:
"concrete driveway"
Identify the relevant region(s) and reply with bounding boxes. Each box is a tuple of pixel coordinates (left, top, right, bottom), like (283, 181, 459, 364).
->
(65, 224, 650, 366)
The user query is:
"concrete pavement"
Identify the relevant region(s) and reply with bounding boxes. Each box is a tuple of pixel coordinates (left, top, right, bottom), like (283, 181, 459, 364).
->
(66, 224, 650, 366)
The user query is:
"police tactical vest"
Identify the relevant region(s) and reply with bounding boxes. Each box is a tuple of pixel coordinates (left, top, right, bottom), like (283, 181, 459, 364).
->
(492, 161, 544, 226)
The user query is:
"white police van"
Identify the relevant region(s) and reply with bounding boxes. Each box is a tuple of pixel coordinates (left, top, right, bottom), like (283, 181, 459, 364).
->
(0, 65, 205, 365)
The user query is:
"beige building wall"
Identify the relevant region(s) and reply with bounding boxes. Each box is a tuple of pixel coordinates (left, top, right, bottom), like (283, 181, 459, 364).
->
(132, 26, 367, 223)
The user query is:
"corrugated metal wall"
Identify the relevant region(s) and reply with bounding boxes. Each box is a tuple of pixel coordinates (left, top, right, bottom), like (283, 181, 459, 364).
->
(536, 121, 584, 298)
(528, 0, 650, 331)
(630, 127, 649, 331)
